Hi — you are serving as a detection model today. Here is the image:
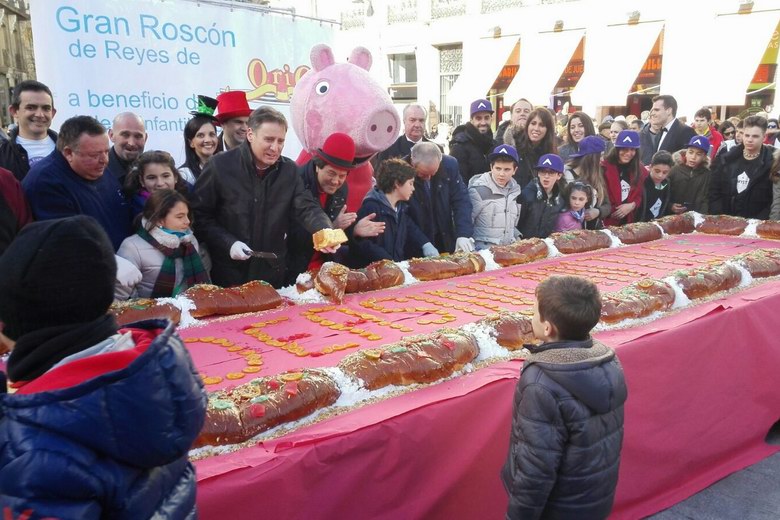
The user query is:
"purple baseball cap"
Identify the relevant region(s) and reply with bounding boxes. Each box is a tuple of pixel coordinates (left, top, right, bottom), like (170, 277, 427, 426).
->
(686, 135, 711, 153)
(615, 130, 641, 149)
(569, 135, 606, 158)
(535, 154, 564, 173)
(470, 99, 494, 117)
(489, 144, 519, 163)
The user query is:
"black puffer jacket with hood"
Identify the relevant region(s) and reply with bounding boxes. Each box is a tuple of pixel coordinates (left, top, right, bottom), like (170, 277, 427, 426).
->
(502, 338, 627, 520)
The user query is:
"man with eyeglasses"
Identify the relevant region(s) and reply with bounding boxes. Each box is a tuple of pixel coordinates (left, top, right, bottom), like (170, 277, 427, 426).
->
(22, 116, 132, 251)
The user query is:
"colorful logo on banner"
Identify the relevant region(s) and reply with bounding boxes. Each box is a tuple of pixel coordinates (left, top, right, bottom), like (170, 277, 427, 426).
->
(246, 58, 309, 102)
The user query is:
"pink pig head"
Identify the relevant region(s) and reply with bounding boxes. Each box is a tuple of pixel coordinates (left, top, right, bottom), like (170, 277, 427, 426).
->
(291, 44, 400, 164)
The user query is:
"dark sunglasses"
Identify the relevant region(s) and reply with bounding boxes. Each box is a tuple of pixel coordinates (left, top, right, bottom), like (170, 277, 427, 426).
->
(768, 124, 778, 129)
(723, 130, 735, 136)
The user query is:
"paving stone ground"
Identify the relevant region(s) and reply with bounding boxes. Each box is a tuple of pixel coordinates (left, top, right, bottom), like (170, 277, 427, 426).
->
(647, 422, 780, 520)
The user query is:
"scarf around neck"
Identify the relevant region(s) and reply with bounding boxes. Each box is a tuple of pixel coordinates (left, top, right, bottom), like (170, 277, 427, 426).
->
(137, 225, 209, 297)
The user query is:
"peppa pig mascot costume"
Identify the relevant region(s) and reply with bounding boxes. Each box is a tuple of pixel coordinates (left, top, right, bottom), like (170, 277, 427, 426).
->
(291, 44, 400, 212)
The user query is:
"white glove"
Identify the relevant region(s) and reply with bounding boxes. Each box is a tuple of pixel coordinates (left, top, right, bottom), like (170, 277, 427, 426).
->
(230, 241, 252, 261)
(422, 242, 439, 258)
(455, 237, 475, 253)
(115, 255, 142, 287)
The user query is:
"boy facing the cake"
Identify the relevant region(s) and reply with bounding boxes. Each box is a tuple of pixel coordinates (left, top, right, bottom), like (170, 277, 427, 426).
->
(502, 275, 627, 519)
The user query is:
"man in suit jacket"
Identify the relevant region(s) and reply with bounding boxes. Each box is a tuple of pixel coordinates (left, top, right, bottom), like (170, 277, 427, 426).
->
(375, 104, 432, 165)
(641, 95, 696, 161)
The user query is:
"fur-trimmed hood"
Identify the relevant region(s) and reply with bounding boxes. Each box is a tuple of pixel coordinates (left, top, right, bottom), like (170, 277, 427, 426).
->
(524, 338, 624, 414)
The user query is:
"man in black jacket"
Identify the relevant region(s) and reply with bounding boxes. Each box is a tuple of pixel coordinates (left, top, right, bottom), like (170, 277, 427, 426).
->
(450, 98, 495, 183)
(502, 276, 627, 520)
(106, 112, 147, 186)
(286, 133, 385, 283)
(642, 95, 695, 159)
(405, 141, 474, 257)
(375, 104, 431, 164)
(192, 106, 340, 288)
(1, 80, 58, 181)
(709, 115, 775, 218)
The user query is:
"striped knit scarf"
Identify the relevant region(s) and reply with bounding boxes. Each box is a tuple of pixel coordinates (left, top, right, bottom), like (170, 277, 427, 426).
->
(137, 227, 210, 297)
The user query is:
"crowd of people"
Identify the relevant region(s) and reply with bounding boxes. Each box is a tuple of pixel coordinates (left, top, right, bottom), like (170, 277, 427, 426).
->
(0, 77, 776, 518)
(3, 81, 779, 301)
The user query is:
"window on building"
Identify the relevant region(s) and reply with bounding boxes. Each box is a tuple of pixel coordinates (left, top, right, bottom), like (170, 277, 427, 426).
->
(438, 45, 463, 128)
(388, 53, 417, 100)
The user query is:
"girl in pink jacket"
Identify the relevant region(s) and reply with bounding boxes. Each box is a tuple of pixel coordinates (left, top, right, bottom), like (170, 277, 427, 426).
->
(555, 181, 593, 232)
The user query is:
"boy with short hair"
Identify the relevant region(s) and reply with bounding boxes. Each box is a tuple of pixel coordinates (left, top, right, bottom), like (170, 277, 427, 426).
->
(502, 276, 627, 520)
(468, 144, 523, 249)
(669, 135, 712, 214)
(636, 150, 674, 221)
(354, 158, 437, 264)
(518, 153, 565, 239)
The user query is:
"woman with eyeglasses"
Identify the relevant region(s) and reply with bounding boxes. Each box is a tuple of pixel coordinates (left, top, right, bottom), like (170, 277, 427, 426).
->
(558, 111, 596, 164)
(564, 135, 611, 230)
(508, 108, 558, 188)
(602, 130, 647, 226)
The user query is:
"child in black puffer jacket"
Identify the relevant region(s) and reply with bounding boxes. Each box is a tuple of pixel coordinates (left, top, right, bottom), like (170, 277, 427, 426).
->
(502, 276, 627, 520)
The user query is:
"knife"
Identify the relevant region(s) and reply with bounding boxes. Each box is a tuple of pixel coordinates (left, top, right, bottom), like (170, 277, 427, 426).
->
(243, 249, 278, 260)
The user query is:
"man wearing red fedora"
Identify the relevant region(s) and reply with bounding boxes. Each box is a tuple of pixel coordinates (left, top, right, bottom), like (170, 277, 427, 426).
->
(215, 90, 252, 152)
(286, 132, 385, 283)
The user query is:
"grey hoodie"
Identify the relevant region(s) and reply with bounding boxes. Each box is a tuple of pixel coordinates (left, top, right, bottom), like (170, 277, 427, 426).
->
(468, 171, 522, 248)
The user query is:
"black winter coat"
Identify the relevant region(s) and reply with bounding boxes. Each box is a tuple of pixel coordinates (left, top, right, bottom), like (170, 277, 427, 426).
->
(0, 127, 58, 181)
(405, 154, 473, 256)
(285, 160, 348, 282)
(709, 144, 775, 218)
(636, 176, 671, 221)
(518, 179, 564, 239)
(354, 188, 428, 265)
(449, 122, 494, 183)
(375, 135, 435, 164)
(192, 144, 331, 288)
(502, 338, 627, 520)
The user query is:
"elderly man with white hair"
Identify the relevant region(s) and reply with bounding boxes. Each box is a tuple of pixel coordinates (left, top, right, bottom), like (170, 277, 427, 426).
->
(404, 141, 474, 257)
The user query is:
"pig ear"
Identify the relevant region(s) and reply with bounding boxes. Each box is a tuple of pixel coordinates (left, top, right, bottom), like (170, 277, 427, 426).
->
(348, 47, 372, 71)
(310, 44, 335, 71)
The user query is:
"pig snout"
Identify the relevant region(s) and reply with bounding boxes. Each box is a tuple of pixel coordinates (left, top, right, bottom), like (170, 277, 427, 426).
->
(365, 109, 398, 150)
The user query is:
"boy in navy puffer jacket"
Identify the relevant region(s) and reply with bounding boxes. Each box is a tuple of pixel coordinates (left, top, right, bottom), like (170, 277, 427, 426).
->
(0, 215, 207, 520)
(502, 276, 627, 520)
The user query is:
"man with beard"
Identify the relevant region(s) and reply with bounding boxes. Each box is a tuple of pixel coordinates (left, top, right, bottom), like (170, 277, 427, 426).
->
(215, 90, 251, 152)
(106, 112, 147, 185)
(450, 98, 495, 183)
(500, 98, 533, 148)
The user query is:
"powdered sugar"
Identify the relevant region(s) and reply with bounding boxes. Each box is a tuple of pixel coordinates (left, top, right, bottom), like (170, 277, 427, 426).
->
(663, 276, 692, 309)
(462, 322, 512, 362)
(542, 237, 561, 257)
(477, 248, 502, 271)
(726, 260, 753, 288)
(599, 228, 622, 248)
(277, 284, 327, 304)
(741, 219, 760, 238)
(396, 261, 420, 285)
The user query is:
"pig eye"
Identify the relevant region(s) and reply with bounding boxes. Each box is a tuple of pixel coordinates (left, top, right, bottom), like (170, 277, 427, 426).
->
(315, 81, 330, 95)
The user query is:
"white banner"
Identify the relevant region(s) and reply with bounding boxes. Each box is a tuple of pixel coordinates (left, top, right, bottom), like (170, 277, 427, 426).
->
(29, 0, 334, 163)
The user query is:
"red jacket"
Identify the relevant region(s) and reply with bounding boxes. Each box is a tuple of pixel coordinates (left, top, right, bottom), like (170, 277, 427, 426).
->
(602, 160, 648, 226)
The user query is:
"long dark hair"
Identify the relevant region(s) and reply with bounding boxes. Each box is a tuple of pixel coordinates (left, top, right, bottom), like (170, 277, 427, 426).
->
(604, 144, 643, 187)
(142, 189, 191, 231)
(124, 150, 188, 198)
(180, 115, 217, 179)
(567, 153, 607, 206)
(561, 181, 594, 211)
(566, 111, 596, 151)
(517, 108, 558, 156)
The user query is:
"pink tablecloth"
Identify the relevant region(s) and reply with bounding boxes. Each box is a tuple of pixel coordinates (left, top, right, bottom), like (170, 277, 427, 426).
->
(194, 236, 780, 519)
